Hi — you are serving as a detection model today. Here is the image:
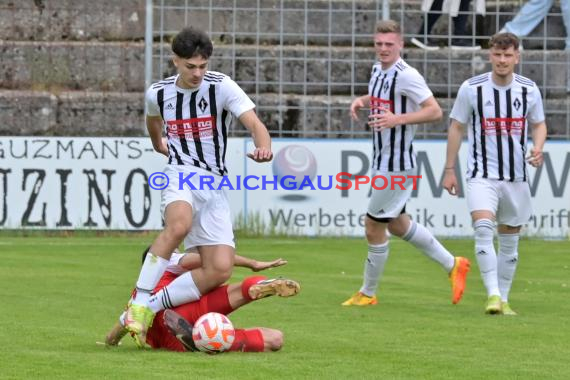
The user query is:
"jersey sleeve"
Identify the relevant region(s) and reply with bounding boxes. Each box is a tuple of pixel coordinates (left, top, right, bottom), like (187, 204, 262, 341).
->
(400, 69, 433, 105)
(526, 85, 546, 124)
(449, 81, 472, 125)
(145, 86, 161, 117)
(221, 77, 256, 118)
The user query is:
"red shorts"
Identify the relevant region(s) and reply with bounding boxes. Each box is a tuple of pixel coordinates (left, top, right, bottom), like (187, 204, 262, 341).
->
(145, 272, 233, 351)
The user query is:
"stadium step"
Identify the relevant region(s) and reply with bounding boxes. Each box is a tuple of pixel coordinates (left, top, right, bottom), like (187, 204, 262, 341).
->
(0, 0, 566, 50)
(1, 41, 568, 98)
(1, 90, 567, 138)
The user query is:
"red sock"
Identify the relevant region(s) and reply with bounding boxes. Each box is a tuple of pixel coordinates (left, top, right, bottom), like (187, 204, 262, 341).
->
(229, 329, 265, 352)
(241, 275, 267, 301)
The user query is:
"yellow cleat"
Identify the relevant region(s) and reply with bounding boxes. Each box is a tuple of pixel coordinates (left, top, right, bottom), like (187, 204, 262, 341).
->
(341, 292, 378, 306)
(124, 304, 155, 348)
(501, 302, 517, 316)
(485, 295, 502, 315)
(449, 257, 471, 304)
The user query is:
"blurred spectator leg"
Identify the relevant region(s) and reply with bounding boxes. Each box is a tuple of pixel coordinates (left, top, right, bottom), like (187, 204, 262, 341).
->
(501, 0, 554, 37)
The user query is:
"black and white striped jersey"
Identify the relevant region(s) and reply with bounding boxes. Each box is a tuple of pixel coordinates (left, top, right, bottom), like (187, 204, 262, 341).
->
(368, 58, 434, 172)
(450, 72, 545, 182)
(146, 72, 255, 176)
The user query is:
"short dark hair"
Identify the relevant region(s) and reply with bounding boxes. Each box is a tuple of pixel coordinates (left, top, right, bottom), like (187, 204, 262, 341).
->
(489, 32, 519, 50)
(375, 20, 402, 35)
(172, 27, 213, 59)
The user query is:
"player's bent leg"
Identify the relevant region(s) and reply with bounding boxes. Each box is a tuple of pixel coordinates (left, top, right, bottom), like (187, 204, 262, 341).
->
(126, 201, 193, 348)
(150, 200, 194, 258)
(388, 215, 455, 280)
(190, 244, 235, 295)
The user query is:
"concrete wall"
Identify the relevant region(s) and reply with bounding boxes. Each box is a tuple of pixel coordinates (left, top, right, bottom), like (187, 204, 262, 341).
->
(0, 0, 568, 138)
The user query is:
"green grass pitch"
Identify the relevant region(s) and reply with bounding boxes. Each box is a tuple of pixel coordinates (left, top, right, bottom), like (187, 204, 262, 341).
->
(1, 235, 569, 379)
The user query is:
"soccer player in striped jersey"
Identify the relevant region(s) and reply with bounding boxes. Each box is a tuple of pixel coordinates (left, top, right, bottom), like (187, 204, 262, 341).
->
(443, 33, 547, 315)
(342, 20, 471, 307)
(124, 27, 273, 347)
(105, 248, 299, 352)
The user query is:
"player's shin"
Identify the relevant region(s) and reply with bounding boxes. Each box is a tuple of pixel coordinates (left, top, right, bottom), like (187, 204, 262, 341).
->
(360, 242, 389, 296)
(148, 271, 202, 313)
(474, 219, 500, 297)
(401, 220, 455, 272)
(133, 252, 170, 305)
(497, 233, 520, 302)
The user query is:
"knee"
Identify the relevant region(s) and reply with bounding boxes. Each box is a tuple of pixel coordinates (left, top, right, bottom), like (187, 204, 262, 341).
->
(474, 219, 495, 240)
(387, 215, 410, 237)
(365, 218, 387, 243)
(165, 220, 191, 241)
(387, 221, 406, 237)
(205, 262, 233, 285)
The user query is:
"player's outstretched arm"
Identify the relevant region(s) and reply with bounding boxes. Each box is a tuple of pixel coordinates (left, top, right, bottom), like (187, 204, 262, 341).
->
(240, 110, 273, 162)
(443, 119, 465, 196)
(527, 121, 547, 167)
(178, 251, 287, 272)
(235, 256, 287, 272)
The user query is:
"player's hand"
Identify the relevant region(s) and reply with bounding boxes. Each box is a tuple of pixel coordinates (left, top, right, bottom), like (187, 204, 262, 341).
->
(350, 97, 366, 121)
(251, 258, 288, 272)
(247, 147, 273, 162)
(157, 137, 169, 157)
(526, 147, 543, 167)
(368, 110, 399, 131)
(443, 169, 460, 196)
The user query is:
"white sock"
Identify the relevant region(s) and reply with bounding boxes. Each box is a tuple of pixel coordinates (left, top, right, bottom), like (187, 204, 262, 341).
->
(147, 271, 202, 313)
(474, 219, 500, 297)
(360, 242, 389, 297)
(133, 252, 170, 305)
(498, 233, 519, 302)
(402, 221, 455, 273)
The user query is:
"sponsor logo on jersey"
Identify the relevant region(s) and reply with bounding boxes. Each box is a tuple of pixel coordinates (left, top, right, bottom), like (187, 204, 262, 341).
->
(369, 96, 394, 113)
(166, 116, 215, 138)
(481, 117, 525, 136)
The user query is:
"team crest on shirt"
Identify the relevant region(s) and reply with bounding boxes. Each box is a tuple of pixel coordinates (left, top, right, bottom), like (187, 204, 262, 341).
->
(513, 98, 521, 111)
(198, 97, 208, 112)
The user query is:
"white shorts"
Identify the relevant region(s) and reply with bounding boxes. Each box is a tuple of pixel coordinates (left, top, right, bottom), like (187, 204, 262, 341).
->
(367, 168, 417, 220)
(466, 178, 532, 226)
(160, 165, 235, 249)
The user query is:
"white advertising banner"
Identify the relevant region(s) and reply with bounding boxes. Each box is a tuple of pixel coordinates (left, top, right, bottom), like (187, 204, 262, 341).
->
(0, 137, 244, 230)
(1, 137, 568, 238)
(243, 139, 570, 238)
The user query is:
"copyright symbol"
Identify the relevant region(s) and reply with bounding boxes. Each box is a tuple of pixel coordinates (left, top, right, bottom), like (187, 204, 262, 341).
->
(148, 172, 169, 190)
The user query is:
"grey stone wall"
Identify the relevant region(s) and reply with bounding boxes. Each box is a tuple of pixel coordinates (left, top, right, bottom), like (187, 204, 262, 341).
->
(0, 0, 568, 138)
